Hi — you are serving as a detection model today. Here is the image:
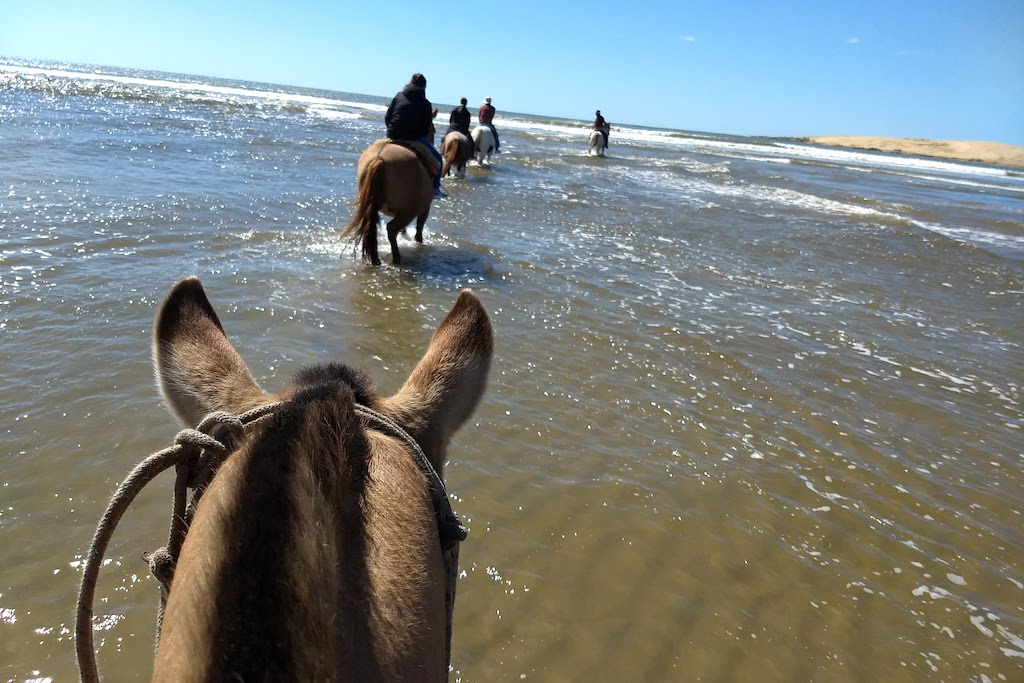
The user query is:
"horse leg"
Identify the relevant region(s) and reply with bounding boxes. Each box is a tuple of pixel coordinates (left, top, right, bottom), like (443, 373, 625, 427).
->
(414, 212, 428, 244)
(368, 217, 381, 266)
(386, 215, 413, 265)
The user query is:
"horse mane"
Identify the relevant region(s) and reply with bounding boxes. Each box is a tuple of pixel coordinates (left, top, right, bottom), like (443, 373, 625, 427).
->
(291, 362, 376, 405)
(157, 370, 379, 680)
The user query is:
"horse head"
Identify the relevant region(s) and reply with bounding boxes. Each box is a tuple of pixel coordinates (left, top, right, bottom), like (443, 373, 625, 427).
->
(78, 276, 493, 682)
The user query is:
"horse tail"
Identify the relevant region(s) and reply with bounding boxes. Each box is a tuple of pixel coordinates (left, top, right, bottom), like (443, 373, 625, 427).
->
(341, 156, 384, 263)
(441, 136, 453, 178)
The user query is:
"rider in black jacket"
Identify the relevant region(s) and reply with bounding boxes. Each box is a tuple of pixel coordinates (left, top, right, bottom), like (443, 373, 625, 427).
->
(447, 98, 472, 137)
(385, 74, 445, 198)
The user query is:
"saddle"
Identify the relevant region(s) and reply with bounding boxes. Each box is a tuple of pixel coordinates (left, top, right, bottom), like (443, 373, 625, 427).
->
(384, 138, 440, 178)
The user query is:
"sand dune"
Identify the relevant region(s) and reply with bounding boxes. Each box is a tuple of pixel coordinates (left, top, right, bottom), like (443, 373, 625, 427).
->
(804, 136, 1024, 169)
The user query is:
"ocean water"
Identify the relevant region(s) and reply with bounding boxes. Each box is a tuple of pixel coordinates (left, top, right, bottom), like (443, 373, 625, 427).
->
(1, 60, 1022, 682)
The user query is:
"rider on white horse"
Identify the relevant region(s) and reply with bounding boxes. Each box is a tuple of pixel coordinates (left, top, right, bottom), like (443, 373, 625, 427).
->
(594, 110, 610, 149)
(478, 97, 501, 152)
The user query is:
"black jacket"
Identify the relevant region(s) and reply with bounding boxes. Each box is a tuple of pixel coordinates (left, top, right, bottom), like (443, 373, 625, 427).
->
(448, 106, 471, 135)
(386, 84, 432, 141)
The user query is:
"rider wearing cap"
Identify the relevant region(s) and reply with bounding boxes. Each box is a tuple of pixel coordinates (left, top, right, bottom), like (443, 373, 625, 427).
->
(477, 97, 501, 152)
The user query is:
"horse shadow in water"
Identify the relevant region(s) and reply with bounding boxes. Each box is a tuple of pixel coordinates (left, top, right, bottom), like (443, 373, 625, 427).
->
(374, 238, 500, 285)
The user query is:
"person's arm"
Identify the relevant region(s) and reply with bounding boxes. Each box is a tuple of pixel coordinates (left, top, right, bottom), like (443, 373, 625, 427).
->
(386, 98, 396, 128)
(420, 100, 434, 138)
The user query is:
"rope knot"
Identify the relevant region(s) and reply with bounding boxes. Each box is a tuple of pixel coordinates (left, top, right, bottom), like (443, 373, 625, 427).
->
(196, 411, 245, 449)
(173, 428, 224, 453)
(76, 402, 285, 683)
(143, 547, 176, 601)
(173, 412, 246, 489)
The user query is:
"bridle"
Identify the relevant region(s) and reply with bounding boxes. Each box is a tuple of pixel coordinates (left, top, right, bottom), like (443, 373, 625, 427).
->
(75, 401, 466, 682)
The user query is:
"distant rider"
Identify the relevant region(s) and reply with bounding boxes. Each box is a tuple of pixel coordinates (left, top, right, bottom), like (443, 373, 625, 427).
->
(448, 97, 472, 139)
(386, 73, 446, 199)
(477, 96, 501, 152)
(594, 110, 610, 148)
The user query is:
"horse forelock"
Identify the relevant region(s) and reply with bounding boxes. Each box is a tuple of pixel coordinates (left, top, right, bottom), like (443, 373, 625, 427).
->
(291, 362, 377, 405)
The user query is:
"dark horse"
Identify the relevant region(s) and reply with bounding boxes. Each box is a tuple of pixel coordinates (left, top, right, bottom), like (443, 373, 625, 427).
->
(341, 140, 434, 266)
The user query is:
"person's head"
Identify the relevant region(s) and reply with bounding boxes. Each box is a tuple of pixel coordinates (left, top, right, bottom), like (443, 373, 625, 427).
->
(460, 97, 468, 106)
(596, 110, 601, 116)
(485, 97, 492, 104)
(410, 73, 427, 88)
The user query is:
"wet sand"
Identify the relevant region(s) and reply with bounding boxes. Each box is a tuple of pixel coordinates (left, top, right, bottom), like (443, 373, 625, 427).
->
(804, 136, 1024, 169)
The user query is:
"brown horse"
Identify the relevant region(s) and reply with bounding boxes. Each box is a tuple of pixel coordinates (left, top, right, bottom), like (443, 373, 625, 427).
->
(341, 140, 434, 266)
(441, 131, 473, 179)
(76, 277, 493, 682)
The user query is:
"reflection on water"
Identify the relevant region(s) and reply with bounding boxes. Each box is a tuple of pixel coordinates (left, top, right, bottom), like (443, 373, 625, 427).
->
(1, 62, 1022, 681)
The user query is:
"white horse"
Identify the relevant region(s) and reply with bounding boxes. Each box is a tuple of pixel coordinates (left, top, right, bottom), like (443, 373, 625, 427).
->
(588, 129, 607, 157)
(471, 126, 496, 166)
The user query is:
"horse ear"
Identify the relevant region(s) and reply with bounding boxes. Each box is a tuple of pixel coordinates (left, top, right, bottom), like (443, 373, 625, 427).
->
(153, 277, 266, 426)
(382, 290, 493, 473)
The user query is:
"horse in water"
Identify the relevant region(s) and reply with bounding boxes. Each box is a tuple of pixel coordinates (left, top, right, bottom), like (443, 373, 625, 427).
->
(471, 126, 496, 166)
(76, 276, 493, 683)
(588, 129, 607, 157)
(441, 131, 473, 179)
(341, 140, 434, 266)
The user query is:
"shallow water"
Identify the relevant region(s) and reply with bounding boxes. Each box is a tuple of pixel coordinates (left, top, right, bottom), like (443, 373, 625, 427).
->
(1, 61, 1022, 681)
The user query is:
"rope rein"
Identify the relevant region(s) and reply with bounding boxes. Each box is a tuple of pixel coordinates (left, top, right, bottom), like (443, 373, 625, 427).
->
(354, 404, 467, 545)
(75, 401, 464, 682)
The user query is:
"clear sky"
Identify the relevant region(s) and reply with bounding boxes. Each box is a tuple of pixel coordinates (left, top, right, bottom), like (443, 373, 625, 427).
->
(2, 0, 1022, 144)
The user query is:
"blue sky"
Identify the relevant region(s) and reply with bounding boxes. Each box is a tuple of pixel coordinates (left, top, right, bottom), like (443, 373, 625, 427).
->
(2, 0, 1022, 143)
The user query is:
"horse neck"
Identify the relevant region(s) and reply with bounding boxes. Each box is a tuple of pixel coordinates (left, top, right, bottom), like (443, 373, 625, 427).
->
(153, 393, 447, 681)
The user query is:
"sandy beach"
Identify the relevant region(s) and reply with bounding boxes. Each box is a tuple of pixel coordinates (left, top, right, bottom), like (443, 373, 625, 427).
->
(804, 136, 1024, 169)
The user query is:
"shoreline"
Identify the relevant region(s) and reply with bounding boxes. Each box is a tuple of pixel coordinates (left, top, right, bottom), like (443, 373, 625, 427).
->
(798, 136, 1024, 170)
